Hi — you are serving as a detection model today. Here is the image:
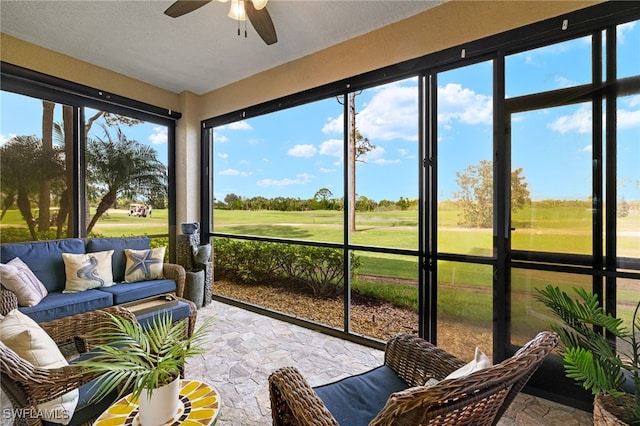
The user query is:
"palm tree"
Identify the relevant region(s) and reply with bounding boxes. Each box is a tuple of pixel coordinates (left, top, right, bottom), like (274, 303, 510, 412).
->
(0, 136, 65, 240)
(85, 126, 166, 233)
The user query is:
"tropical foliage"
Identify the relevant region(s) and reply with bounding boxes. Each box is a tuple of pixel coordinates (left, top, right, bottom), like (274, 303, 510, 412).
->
(214, 238, 361, 297)
(536, 285, 640, 423)
(79, 312, 214, 402)
(85, 125, 166, 233)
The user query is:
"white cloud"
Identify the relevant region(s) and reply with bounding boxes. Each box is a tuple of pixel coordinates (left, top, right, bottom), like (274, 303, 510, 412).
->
(256, 173, 313, 188)
(397, 149, 408, 156)
(437, 83, 492, 128)
(319, 138, 343, 157)
(322, 83, 419, 142)
(554, 75, 573, 88)
(248, 138, 262, 145)
(548, 106, 592, 134)
(617, 21, 636, 43)
(288, 144, 317, 157)
(239, 159, 249, 165)
(217, 152, 228, 159)
(219, 168, 252, 177)
(618, 108, 640, 129)
(262, 158, 270, 162)
(214, 133, 229, 143)
(319, 167, 336, 173)
(373, 158, 401, 165)
(360, 146, 385, 163)
(222, 121, 252, 131)
(0, 133, 16, 146)
(580, 145, 592, 153)
(357, 83, 419, 141)
(149, 127, 167, 145)
(322, 115, 343, 134)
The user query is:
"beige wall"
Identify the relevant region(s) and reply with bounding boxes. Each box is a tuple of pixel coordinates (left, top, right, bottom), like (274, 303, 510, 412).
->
(0, 0, 602, 229)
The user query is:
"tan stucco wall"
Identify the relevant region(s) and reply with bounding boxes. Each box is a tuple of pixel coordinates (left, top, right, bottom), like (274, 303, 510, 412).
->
(0, 0, 602, 228)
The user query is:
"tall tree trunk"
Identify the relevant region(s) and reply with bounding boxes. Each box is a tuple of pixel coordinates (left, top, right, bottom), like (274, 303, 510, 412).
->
(17, 191, 38, 241)
(39, 101, 55, 231)
(348, 92, 357, 233)
(86, 192, 116, 234)
(63, 105, 75, 237)
(0, 191, 16, 221)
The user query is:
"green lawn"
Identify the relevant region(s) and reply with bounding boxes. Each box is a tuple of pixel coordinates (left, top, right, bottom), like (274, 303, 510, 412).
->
(2, 204, 637, 326)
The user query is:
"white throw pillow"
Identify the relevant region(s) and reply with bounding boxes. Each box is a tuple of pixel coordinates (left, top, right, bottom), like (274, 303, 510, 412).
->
(444, 347, 492, 380)
(0, 310, 78, 424)
(123, 247, 165, 282)
(0, 257, 48, 306)
(62, 250, 114, 293)
(425, 347, 492, 386)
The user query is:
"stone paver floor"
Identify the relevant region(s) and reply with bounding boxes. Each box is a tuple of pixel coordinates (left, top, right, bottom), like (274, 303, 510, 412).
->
(187, 300, 593, 425)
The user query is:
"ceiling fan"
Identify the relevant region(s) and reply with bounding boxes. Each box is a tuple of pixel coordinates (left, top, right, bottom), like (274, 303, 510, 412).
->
(164, 0, 278, 45)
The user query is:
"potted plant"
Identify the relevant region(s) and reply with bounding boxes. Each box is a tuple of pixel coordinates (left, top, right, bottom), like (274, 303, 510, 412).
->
(78, 312, 214, 425)
(536, 285, 639, 425)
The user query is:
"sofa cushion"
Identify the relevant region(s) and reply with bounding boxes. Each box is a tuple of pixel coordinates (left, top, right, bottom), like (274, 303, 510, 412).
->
(86, 237, 150, 283)
(313, 365, 410, 426)
(0, 257, 48, 306)
(124, 247, 166, 283)
(18, 290, 113, 323)
(136, 300, 192, 329)
(62, 250, 115, 292)
(0, 239, 85, 293)
(1, 309, 79, 425)
(97, 279, 176, 305)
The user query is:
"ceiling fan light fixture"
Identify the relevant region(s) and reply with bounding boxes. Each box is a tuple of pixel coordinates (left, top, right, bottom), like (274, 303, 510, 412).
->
(228, 0, 247, 21)
(252, 0, 268, 10)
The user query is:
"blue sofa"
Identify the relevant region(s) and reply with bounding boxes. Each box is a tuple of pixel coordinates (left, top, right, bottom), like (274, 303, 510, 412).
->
(0, 237, 187, 323)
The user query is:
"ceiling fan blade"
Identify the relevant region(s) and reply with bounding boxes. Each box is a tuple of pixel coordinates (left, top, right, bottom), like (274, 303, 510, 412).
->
(245, 1, 278, 45)
(164, 0, 212, 18)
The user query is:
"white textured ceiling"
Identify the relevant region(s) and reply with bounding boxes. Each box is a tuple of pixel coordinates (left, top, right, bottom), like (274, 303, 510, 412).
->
(0, 0, 445, 94)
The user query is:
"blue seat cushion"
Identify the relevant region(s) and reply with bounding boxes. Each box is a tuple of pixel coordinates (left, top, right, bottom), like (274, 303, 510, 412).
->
(98, 279, 176, 305)
(136, 300, 192, 329)
(313, 365, 410, 426)
(18, 290, 113, 323)
(0, 239, 85, 293)
(86, 237, 150, 282)
(42, 352, 119, 426)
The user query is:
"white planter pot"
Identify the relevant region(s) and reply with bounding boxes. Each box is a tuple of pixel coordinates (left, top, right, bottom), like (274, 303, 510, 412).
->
(138, 377, 181, 426)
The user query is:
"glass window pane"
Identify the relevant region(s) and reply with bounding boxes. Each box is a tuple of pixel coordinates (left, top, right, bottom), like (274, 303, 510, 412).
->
(349, 78, 419, 250)
(616, 277, 639, 357)
(511, 269, 591, 346)
(213, 98, 344, 244)
(0, 91, 73, 242)
(351, 251, 418, 340)
(85, 108, 168, 238)
(617, 95, 640, 260)
(510, 103, 593, 255)
(617, 20, 640, 79)
(506, 36, 592, 98)
(437, 61, 494, 256)
(213, 238, 344, 328)
(437, 261, 493, 360)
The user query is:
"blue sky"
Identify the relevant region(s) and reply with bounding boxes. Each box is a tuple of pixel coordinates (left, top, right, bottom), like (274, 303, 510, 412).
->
(1, 21, 638, 203)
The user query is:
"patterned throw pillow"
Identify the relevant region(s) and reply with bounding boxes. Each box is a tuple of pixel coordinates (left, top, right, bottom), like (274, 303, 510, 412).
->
(0, 257, 48, 306)
(124, 247, 166, 282)
(62, 250, 114, 293)
(1, 309, 79, 424)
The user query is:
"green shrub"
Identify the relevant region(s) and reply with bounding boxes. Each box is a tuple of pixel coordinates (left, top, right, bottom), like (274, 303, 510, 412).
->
(213, 238, 360, 297)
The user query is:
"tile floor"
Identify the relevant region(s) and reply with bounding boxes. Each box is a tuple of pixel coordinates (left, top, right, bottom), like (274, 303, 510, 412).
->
(185, 300, 594, 425)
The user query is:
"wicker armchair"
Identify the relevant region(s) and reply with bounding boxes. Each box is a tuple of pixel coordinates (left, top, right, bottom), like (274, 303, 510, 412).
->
(1, 306, 137, 426)
(269, 331, 559, 426)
